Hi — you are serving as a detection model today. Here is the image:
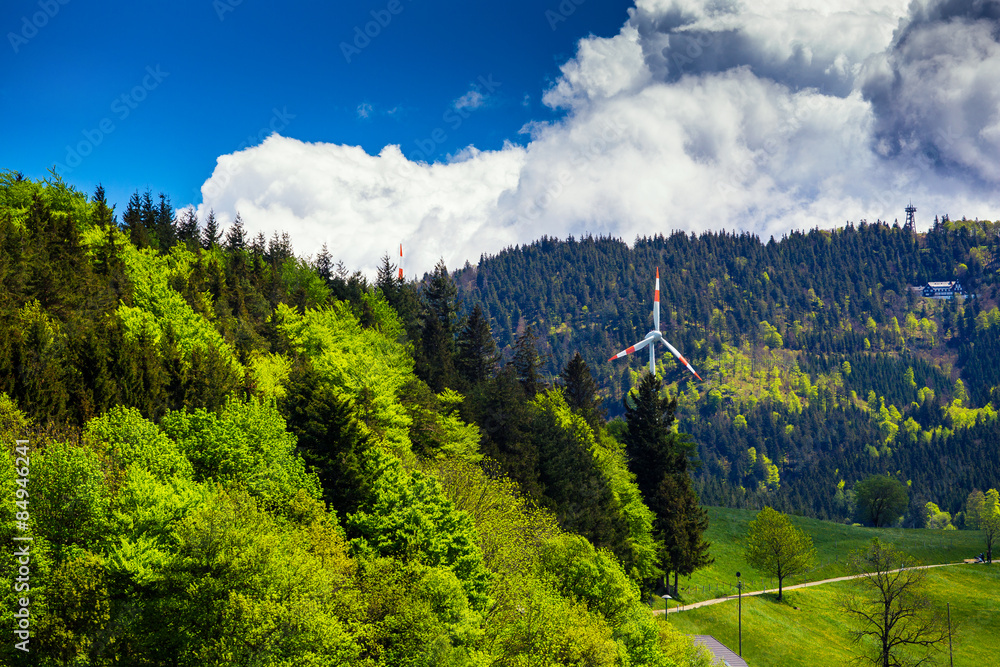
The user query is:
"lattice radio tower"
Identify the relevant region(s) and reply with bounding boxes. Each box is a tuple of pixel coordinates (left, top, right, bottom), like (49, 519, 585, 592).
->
(904, 202, 916, 231)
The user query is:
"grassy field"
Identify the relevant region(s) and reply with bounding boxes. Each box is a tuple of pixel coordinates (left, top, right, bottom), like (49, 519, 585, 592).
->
(666, 507, 986, 606)
(666, 564, 1000, 666)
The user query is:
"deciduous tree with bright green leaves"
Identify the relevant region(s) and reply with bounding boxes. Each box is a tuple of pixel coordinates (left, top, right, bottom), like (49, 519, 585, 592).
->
(853, 475, 909, 528)
(743, 506, 816, 601)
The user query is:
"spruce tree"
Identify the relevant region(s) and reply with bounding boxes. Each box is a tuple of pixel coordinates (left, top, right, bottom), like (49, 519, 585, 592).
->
(417, 260, 459, 391)
(512, 325, 546, 399)
(122, 191, 150, 249)
(225, 212, 247, 251)
(140, 190, 158, 248)
(177, 207, 199, 247)
(155, 193, 177, 249)
(456, 303, 499, 387)
(314, 243, 333, 282)
(623, 373, 711, 588)
(201, 209, 221, 249)
(559, 352, 604, 429)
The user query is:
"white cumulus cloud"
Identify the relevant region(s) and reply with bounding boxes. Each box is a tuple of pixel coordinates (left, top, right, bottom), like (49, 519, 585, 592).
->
(198, 0, 1000, 278)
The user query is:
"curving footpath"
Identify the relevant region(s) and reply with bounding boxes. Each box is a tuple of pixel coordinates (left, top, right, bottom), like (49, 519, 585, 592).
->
(654, 562, 968, 615)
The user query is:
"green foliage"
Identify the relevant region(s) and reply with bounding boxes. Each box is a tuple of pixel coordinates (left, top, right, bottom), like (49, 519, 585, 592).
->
(117, 237, 242, 376)
(421, 457, 560, 577)
(161, 398, 320, 514)
(530, 390, 628, 558)
(743, 506, 816, 600)
(280, 360, 374, 515)
(537, 534, 670, 666)
(347, 450, 491, 610)
(853, 475, 910, 528)
(274, 300, 414, 452)
(401, 380, 482, 463)
(33, 438, 111, 555)
(355, 557, 487, 667)
(84, 405, 193, 480)
(281, 255, 331, 305)
(151, 488, 360, 666)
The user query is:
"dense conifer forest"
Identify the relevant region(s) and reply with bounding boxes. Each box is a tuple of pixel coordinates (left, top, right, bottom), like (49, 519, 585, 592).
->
(0, 171, 715, 666)
(454, 218, 1000, 523)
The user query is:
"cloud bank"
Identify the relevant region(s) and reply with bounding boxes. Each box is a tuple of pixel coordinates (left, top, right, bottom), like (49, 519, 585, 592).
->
(198, 0, 1000, 278)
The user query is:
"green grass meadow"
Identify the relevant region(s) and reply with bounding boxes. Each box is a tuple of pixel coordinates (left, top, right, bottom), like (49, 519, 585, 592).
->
(666, 565, 1000, 666)
(656, 506, 998, 665)
(671, 507, 986, 605)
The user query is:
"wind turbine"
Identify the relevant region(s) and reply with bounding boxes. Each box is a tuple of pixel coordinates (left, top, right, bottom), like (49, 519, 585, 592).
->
(608, 268, 703, 380)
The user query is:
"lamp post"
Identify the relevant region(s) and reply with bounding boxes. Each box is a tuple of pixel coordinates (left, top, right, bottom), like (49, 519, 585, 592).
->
(661, 594, 672, 616)
(736, 571, 742, 657)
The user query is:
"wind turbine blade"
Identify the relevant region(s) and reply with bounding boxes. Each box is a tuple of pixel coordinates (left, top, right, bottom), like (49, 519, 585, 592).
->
(608, 337, 652, 362)
(649, 341, 656, 375)
(398, 244, 403, 281)
(654, 267, 660, 332)
(661, 339, 703, 381)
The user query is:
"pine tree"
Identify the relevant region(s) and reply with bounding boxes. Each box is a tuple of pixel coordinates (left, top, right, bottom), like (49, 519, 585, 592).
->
(122, 191, 150, 249)
(657, 468, 713, 592)
(624, 373, 711, 587)
(91, 185, 115, 229)
(225, 212, 247, 251)
(280, 362, 373, 514)
(314, 243, 333, 282)
(417, 260, 459, 391)
(623, 373, 678, 498)
(154, 193, 177, 249)
(201, 209, 221, 250)
(456, 303, 499, 387)
(140, 190, 158, 249)
(512, 325, 545, 398)
(177, 207, 199, 247)
(559, 352, 604, 429)
(374, 251, 405, 315)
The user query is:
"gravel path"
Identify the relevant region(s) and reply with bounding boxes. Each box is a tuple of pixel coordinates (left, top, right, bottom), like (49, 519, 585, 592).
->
(654, 562, 968, 615)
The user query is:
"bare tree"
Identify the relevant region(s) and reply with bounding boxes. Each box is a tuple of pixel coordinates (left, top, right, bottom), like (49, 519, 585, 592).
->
(841, 538, 948, 667)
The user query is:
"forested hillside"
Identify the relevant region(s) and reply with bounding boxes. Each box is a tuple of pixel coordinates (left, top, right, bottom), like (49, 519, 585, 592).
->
(0, 171, 713, 666)
(454, 221, 1000, 522)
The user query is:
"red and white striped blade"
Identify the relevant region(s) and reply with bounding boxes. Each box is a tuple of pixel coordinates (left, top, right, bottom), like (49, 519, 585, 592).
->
(398, 244, 403, 280)
(654, 267, 660, 332)
(662, 339, 703, 381)
(608, 337, 652, 362)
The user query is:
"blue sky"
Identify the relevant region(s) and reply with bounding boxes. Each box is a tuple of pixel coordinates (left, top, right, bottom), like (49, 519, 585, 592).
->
(3, 0, 999, 277)
(2, 0, 632, 215)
